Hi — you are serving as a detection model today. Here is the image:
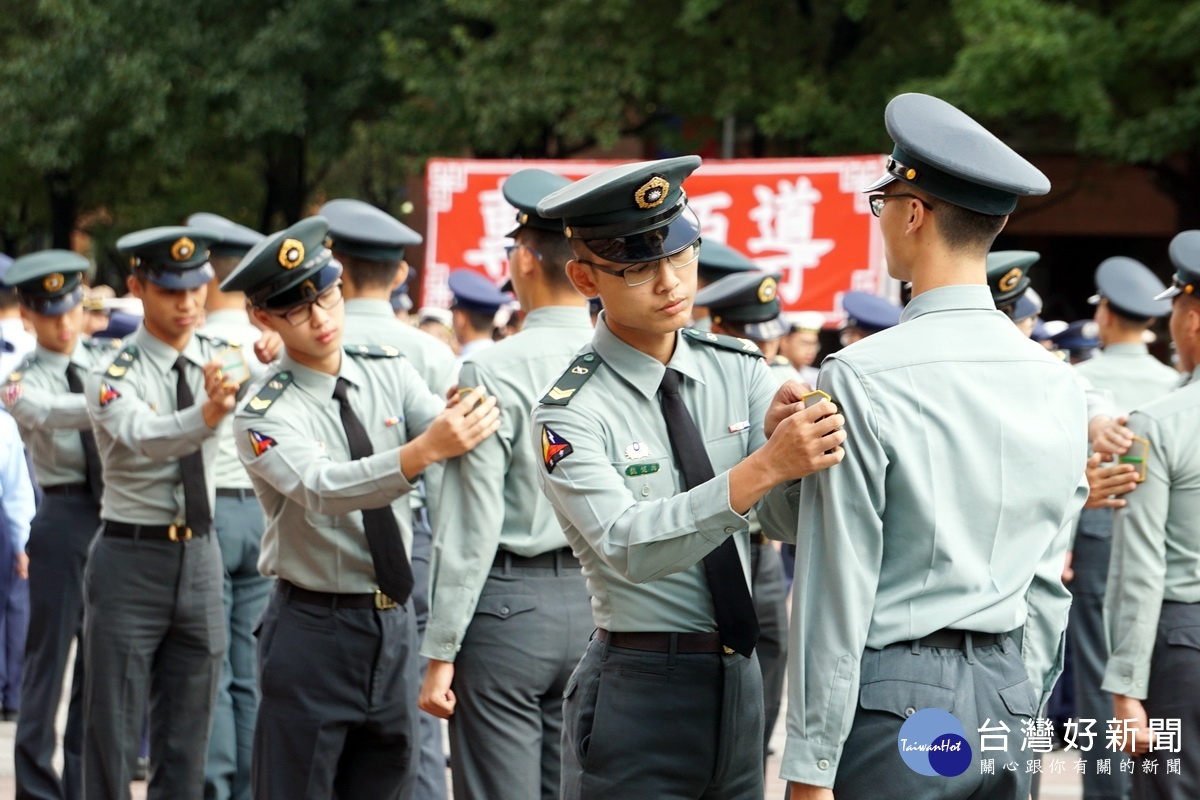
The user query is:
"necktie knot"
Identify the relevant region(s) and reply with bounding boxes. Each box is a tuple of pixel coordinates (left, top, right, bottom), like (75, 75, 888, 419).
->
(173, 355, 189, 374)
(332, 377, 351, 404)
(658, 367, 682, 396)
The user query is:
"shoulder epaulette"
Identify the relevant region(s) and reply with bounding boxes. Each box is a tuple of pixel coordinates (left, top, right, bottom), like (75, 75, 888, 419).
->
(196, 332, 233, 349)
(7, 355, 36, 383)
(540, 352, 603, 406)
(771, 355, 791, 366)
(104, 344, 140, 380)
(345, 344, 402, 359)
(243, 371, 293, 416)
(83, 337, 123, 351)
(681, 328, 764, 358)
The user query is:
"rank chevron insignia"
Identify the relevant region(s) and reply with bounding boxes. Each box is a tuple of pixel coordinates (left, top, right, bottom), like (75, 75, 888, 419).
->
(541, 425, 573, 473)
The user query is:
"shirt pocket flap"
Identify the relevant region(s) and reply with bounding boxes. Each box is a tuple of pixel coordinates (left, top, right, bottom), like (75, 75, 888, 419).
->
(1165, 625, 1200, 650)
(474, 593, 537, 620)
(859, 679, 956, 721)
(998, 680, 1038, 718)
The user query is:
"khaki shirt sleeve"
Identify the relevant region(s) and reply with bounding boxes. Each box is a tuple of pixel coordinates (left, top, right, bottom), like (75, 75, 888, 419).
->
(1103, 413, 1169, 700)
(85, 368, 213, 460)
(7, 368, 91, 431)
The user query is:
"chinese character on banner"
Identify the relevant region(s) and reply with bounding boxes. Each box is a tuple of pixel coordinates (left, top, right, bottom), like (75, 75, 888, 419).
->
(980, 759, 995, 776)
(1150, 718, 1182, 753)
(1142, 759, 1159, 775)
(1168, 758, 1182, 775)
(1120, 759, 1136, 774)
(1107, 718, 1139, 754)
(1025, 760, 1043, 775)
(1021, 718, 1056, 753)
(1097, 758, 1112, 775)
(1063, 718, 1097, 751)
(979, 719, 1011, 752)
(422, 157, 891, 322)
(1073, 759, 1087, 775)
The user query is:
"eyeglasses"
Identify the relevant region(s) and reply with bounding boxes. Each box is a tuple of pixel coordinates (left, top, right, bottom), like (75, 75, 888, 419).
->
(504, 243, 543, 262)
(273, 281, 343, 327)
(868, 193, 934, 218)
(576, 240, 701, 288)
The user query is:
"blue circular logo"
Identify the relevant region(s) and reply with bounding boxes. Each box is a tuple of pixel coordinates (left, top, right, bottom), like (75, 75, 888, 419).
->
(897, 708, 972, 777)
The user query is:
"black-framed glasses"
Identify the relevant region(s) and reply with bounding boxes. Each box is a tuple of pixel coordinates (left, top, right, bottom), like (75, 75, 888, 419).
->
(273, 281, 344, 327)
(576, 240, 701, 288)
(504, 243, 543, 262)
(868, 193, 934, 218)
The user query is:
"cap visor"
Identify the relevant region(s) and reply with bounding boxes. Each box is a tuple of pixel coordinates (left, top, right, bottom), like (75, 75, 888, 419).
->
(583, 206, 701, 264)
(145, 262, 215, 290)
(1087, 293, 1102, 306)
(745, 316, 788, 342)
(1154, 285, 1182, 300)
(861, 172, 898, 194)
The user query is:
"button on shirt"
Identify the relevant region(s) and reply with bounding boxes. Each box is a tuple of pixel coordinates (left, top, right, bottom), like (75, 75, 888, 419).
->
(423, 306, 593, 660)
(531, 315, 786, 634)
(201, 309, 267, 491)
(6, 340, 112, 486)
(85, 327, 224, 525)
(781, 285, 1088, 788)
(344, 298, 457, 396)
(1074, 342, 1180, 414)
(234, 351, 444, 593)
(1103, 368, 1200, 700)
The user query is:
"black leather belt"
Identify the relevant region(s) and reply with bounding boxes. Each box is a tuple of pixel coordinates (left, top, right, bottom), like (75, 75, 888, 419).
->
(216, 488, 255, 500)
(918, 629, 1007, 650)
(281, 580, 400, 611)
(42, 483, 90, 496)
(597, 628, 727, 654)
(103, 521, 207, 541)
(492, 547, 578, 570)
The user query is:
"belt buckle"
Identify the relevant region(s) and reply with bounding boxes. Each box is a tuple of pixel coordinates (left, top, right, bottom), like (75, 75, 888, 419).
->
(167, 524, 192, 542)
(374, 590, 398, 610)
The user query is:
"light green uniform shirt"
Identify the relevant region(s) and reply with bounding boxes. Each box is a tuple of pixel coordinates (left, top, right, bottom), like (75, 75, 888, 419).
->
(233, 349, 444, 593)
(6, 339, 118, 486)
(1102, 367, 1200, 700)
(1074, 342, 1180, 414)
(200, 309, 267, 490)
(531, 315, 789, 634)
(422, 306, 593, 661)
(85, 326, 226, 526)
(769, 355, 802, 385)
(343, 298, 457, 395)
(781, 286, 1089, 788)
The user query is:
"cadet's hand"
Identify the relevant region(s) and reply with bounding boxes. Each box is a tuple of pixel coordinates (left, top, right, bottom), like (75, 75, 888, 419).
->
(254, 330, 283, 365)
(418, 660, 457, 719)
(763, 399, 846, 483)
(764, 380, 814, 438)
(1090, 415, 1134, 457)
(1112, 695, 1153, 756)
(1084, 453, 1139, 509)
(789, 783, 834, 800)
(15, 551, 29, 580)
(201, 360, 239, 428)
(401, 386, 501, 480)
(1062, 550, 1074, 584)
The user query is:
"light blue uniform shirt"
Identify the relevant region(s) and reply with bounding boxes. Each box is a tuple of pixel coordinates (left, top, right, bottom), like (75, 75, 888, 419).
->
(0, 410, 35, 552)
(200, 308, 267, 490)
(780, 285, 1089, 788)
(1074, 341, 1180, 414)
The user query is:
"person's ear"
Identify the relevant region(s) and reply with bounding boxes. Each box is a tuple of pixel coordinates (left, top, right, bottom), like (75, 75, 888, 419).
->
(566, 259, 600, 300)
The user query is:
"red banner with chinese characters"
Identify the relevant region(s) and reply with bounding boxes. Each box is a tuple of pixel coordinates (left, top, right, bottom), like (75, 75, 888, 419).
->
(423, 156, 893, 325)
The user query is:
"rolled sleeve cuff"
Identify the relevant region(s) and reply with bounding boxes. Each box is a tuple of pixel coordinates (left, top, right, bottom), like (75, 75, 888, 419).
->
(692, 471, 750, 544)
(780, 736, 840, 789)
(1101, 658, 1151, 700)
(372, 449, 415, 496)
(419, 621, 463, 662)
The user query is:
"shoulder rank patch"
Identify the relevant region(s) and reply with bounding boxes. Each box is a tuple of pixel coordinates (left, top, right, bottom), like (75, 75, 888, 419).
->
(243, 371, 293, 416)
(98, 381, 121, 407)
(196, 332, 231, 349)
(541, 425, 573, 473)
(248, 430, 278, 457)
(83, 337, 123, 352)
(105, 344, 140, 379)
(346, 344, 401, 358)
(7, 355, 35, 384)
(771, 355, 791, 367)
(540, 352, 602, 406)
(681, 327, 764, 358)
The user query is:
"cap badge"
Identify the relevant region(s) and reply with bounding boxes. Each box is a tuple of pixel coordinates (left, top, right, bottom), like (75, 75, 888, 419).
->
(518, 212, 529, 225)
(279, 238, 305, 269)
(170, 237, 195, 262)
(634, 176, 670, 210)
(758, 277, 778, 303)
(999, 268, 1022, 293)
(43, 273, 65, 292)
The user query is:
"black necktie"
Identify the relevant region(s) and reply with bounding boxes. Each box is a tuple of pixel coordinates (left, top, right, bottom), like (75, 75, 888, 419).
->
(65, 361, 103, 504)
(332, 377, 414, 604)
(658, 368, 759, 657)
(173, 356, 212, 536)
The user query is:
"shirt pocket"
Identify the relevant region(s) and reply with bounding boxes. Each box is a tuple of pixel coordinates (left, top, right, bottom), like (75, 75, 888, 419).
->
(704, 429, 750, 473)
(859, 679, 957, 720)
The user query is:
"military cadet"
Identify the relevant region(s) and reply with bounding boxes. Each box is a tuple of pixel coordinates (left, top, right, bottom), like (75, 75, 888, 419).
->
(1051, 320, 1102, 363)
(693, 269, 794, 769)
(0, 255, 37, 377)
(320, 197, 455, 800)
(779, 312, 824, 385)
(532, 156, 846, 800)
(837, 290, 901, 346)
(2, 250, 113, 800)
(83, 226, 239, 800)
(0, 406, 34, 717)
(783, 94, 1088, 800)
(417, 168, 594, 800)
(691, 239, 757, 331)
(185, 212, 271, 800)
(448, 271, 508, 363)
(221, 217, 499, 800)
(1103, 233, 1200, 799)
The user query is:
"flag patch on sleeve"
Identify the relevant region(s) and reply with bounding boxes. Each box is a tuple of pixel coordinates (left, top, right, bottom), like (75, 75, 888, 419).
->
(248, 430, 278, 457)
(541, 425, 573, 473)
(98, 382, 121, 408)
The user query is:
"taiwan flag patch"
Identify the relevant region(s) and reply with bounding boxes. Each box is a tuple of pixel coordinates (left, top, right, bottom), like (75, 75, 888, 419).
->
(541, 425, 573, 473)
(98, 382, 121, 408)
(248, 430, 278, 457)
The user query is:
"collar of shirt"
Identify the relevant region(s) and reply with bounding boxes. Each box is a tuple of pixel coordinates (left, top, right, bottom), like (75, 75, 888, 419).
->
(278, 349, 367, 403)
(1101, 342, 1150, 357)
(591, 312, 707, 401)
(133, 325, 207, 374)
(900, 284, 995, 324)
(32, 342, 74, 372)
(521, 305, 593, 332)
(343, 298, 395, 318)
(459, 339, 493, 359)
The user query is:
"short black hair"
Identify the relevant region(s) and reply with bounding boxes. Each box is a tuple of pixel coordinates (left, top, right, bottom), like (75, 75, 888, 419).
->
(337, 253, 401, 292)
(210, 254, 242, 283)
(926, 194, 1007, 254)
(0, 287, 17, 311)
(521, 228, 575, 290)
(455, 306, 495, 334)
